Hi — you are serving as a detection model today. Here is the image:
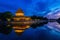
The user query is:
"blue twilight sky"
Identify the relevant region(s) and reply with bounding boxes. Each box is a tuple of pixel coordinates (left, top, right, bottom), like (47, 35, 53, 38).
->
(0, 0, 60, 16)
(0, 0, 60, 40)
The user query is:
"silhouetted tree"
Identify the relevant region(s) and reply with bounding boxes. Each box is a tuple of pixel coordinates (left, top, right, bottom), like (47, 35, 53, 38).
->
(1, 11, 13, 21)
(0, 12, 13, 34)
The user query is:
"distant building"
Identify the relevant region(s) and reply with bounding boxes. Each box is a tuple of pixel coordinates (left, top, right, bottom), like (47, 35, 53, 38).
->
(12, 9, 31, 35)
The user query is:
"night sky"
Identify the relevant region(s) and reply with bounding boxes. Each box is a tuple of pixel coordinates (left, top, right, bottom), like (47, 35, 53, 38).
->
(0, 0, 60, 40)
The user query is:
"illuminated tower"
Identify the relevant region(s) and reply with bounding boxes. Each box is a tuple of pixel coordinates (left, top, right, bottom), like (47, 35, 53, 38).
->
(16, 9, 24, 16)
(12, 9, 31, 35)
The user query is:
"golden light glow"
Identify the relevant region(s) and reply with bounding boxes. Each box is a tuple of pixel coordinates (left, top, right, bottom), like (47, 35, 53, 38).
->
(13, 26, 26, 29)
(14, 30, 24, 32)
(25, 18, 31, 20)
(23, 22, 31, 25)
(16, 13, 24, 16)
(13, 25, 30, 29)
(13, 18, 20, 21)
(11, 21, 32, 25)
(26, 25, 30, 28)
(13, 17, 28, 21)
